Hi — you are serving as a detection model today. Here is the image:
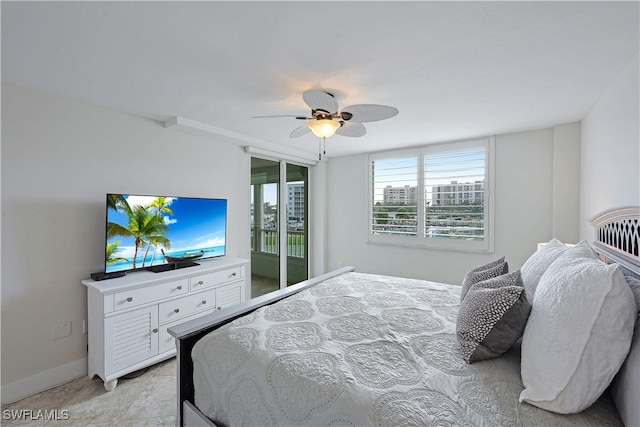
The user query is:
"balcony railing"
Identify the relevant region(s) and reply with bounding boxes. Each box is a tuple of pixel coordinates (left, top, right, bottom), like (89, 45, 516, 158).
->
(251, 227, 305, 258)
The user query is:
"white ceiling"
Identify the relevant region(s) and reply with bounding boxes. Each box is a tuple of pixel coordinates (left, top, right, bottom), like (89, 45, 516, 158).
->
(2, 1, 638, 158)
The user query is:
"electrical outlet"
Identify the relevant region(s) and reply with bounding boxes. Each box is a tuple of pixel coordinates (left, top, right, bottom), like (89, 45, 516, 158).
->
(52, 322, 71, 340)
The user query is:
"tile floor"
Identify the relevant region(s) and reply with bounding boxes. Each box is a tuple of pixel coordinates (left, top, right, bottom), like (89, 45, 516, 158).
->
(1, 358, 177, 427)
(251, 274, 279, 298)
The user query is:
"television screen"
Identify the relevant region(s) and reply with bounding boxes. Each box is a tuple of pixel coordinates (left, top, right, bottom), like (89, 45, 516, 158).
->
(104, 194, 227, 273)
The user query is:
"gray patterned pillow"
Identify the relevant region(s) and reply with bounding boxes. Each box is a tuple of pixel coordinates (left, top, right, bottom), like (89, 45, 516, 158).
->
(457, 270, 531, 363)
(460, 257, 508, 302)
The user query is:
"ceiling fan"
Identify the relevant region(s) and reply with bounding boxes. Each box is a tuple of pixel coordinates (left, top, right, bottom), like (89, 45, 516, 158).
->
(254, 90, 399, 139)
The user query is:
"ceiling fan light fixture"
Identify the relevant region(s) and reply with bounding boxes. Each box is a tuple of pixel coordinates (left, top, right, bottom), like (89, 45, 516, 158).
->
(308, 119, 340, 138)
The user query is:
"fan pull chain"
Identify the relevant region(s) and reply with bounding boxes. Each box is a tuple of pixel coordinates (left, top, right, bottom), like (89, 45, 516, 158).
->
(318, 137, 327, 160)
(317, 137, 327, 160)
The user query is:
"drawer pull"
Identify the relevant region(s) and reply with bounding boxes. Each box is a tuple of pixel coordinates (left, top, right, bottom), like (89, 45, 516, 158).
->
(202, 300, 207, 305)
(126, 297, 133, 302)
(177, 285, 182, 290)
(197, 280, 204, 285)
(152, 328, 158, 333)
(174, 308, 180, 313)
(230, 272, 237, 277)
(217, 306, 222, 311)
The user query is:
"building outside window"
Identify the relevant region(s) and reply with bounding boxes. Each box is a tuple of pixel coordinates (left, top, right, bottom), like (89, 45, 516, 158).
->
(287, 183, 305, 226)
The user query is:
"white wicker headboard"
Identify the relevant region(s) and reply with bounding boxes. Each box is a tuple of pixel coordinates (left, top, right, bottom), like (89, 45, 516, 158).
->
(591, 206, 640, 279)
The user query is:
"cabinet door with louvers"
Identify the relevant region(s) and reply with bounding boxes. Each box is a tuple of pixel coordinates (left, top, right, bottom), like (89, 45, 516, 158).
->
(216, 282, 244, 310)
(104, 305, 159, 374)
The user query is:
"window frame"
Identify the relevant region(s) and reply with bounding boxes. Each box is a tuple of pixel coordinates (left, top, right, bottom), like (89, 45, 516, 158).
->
(367, 137, 495, 253)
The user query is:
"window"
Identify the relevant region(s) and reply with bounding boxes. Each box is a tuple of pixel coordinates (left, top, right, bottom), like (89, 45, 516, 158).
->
(369, 138, 494, 253)
(371, 155, 418, 237)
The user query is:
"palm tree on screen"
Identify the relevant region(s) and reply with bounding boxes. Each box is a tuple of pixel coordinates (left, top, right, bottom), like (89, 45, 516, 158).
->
(148, 197, 173, 218)
(147, 234, 171, 266)
(143, 197, 174, 266)
(106, 241, 128, 265)
(127, 205, 169, 269)
(106, 194, 129, 212)
(106, 195, 132, 262)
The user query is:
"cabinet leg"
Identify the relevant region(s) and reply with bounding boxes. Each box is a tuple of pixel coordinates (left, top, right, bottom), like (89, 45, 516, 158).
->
(104, 379, 118, 391)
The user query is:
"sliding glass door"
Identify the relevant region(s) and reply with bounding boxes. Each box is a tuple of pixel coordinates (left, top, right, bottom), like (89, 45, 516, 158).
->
(250, 158, 308, 298)
(285, 163, 308, 285)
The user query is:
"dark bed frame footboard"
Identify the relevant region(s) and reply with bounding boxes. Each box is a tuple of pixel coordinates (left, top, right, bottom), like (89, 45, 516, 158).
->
(167, 266, 355, 426)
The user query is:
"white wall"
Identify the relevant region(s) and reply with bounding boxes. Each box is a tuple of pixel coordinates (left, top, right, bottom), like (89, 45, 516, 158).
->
(580, 52, 640, 238)
(1, 83, 252, 401)
(326, 124, 581, 285)
(310, 159, 328, 277)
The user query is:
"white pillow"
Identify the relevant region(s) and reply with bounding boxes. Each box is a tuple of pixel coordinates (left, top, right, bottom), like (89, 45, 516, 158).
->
(520, 238, 569, 302)
(519, 244, 636, 414)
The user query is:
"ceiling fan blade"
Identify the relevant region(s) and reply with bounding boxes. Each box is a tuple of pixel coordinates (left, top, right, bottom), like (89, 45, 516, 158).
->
(290, 124, 311, 138)
(340, 104, 399, 123)
(252, 115, 310, 119)
(303, 90, 339, 114)
(336, 121, 366, 137)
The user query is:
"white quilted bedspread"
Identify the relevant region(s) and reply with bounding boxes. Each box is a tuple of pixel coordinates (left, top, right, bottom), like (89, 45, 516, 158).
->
(192, 272, 621, 427)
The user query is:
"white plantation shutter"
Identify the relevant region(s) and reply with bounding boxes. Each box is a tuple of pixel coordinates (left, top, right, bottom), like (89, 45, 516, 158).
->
(371, 156, 418, 236)
(424, 146, 486, 240)
(369, 138, 494, 253)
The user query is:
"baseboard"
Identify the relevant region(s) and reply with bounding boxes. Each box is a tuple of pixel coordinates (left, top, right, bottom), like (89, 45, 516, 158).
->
(1, 357, 87, 404)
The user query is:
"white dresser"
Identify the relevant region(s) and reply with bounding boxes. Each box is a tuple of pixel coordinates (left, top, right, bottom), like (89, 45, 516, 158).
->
(82, 257, 248, 390)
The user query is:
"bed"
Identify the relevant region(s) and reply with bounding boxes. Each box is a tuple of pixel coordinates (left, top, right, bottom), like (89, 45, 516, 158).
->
(168, 206, 640, 426)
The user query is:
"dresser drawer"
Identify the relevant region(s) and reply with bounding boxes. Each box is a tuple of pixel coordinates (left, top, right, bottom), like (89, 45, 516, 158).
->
(158, 310, 214, 354)
(114, 279, 188, 310)
(158, 289, 215, 324)
(190, 267, 243, 291)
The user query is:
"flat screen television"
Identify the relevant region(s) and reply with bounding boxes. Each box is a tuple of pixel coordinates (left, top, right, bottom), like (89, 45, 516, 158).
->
(104, 193, 227, 274)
